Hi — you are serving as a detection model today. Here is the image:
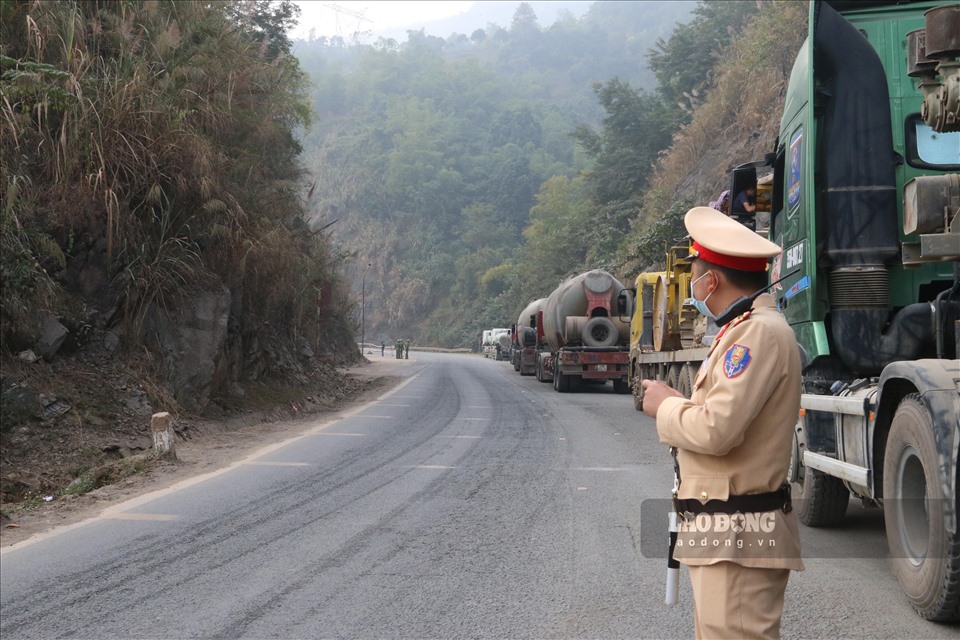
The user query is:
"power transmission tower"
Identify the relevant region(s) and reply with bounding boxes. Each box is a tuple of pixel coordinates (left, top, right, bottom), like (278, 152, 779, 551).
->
(322, 3, 374, 44)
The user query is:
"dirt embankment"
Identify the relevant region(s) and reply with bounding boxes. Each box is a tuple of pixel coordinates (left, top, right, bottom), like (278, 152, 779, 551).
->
(1, 354, 414, 548)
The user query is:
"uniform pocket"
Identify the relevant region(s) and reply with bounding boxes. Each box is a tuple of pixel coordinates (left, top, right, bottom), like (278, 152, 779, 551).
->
(678, 475, 731, 504)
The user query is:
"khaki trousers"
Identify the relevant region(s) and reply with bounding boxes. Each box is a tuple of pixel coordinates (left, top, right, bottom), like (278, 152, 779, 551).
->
(687, 562, 789, 640)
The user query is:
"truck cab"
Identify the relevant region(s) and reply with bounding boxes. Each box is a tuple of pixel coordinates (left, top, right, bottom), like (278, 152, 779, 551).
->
(755, 0, 959, 621)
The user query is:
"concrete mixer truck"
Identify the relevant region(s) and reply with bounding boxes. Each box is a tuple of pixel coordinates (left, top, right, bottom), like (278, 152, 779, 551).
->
(481, 328, 511, 360)
(511, 298, 546, 375)
(534, 270, 633, 393)
(725, 0, 959, 620)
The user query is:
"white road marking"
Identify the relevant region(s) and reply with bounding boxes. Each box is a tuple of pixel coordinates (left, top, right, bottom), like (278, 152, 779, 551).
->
(406, 465, 457, 470)
(311, 432, 367, 437)
(242, 461, 310, 467)
(102, 513, 178, 521)
(439, 435, 481, 439)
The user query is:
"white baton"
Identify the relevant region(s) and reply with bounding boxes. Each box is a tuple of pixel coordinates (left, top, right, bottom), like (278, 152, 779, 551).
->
(666, 509, 680, 606)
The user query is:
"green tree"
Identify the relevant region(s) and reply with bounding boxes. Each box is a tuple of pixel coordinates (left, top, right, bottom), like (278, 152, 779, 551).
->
(648, 0, 758, 116)
(573, 79, 678, 206)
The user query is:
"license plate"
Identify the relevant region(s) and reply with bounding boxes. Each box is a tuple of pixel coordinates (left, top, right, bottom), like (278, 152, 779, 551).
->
(595, 364, 607, 372)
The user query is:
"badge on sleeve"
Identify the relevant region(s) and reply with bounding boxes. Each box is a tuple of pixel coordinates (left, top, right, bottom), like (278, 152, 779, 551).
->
(723, 344, 751, 378)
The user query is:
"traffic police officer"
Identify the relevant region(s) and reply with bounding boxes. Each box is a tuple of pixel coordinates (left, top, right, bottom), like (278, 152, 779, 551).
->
(641, 206, 803, 639)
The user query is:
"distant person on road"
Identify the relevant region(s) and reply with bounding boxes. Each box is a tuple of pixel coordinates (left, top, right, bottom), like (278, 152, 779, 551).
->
(403, 340, 410, 359)
(641, 206, 802, 640)
(381, 341, 385, 356)
(395, 339, 403, 359)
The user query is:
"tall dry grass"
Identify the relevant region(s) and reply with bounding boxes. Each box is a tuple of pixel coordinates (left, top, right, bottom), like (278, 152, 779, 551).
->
(1, 0, 352, 358)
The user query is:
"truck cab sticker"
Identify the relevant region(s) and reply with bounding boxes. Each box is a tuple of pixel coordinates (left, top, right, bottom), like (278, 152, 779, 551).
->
(771, 253, 783, 291)
(784, 275, 810, 301)
(785, 241, 804, 269)
(788, 129, 802, 211)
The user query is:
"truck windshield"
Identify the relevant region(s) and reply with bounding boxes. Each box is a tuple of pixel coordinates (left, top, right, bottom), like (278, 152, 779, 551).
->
(906, 115, 960, 169)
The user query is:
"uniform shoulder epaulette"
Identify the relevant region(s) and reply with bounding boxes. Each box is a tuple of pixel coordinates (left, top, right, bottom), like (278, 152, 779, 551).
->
(712, 310, 751, 346)
(729, 310, 751, 328)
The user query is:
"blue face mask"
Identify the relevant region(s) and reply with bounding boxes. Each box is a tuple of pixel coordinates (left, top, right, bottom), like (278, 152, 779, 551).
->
(690, 272, 715, 319)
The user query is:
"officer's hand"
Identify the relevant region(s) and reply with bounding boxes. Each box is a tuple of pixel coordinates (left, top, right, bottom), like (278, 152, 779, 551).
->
(640, 379, 683, 419)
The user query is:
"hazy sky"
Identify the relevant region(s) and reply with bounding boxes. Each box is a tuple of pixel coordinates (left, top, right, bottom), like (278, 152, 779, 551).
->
(291, 1, 476, 40)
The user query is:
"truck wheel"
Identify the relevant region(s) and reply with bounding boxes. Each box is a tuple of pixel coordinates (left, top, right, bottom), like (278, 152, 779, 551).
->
(555, 370, 570, 392)
(632, 364, 645, 411)
(536, 357, 546, 382)
(883, 394, 960, 621)
(613, 379, 630, 394)
(666, 365, 680, 391)
(676, 364, 695, 398)
(791, 415, 849, 527)
(582, 317, 619, 347)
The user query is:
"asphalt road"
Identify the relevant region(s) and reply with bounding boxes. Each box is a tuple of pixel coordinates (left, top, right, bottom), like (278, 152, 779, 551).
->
(0, 352, 955, 639)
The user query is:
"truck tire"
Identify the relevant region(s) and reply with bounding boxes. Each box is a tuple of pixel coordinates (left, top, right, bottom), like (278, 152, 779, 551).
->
(554, 369, 571, 392)
(666, 365, 680, 391)
(581, 317, 619, 347)
(883, 394, 960, 621)
(536, 356, 549, 383)
(791, 416, 849, 527)
(677, 364, 695, 399)
(632, 363, 645, 411)
(613, 378, 630, 394)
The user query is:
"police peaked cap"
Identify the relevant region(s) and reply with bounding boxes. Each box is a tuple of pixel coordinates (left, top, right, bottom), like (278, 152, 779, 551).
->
(684, 206, 781, 272)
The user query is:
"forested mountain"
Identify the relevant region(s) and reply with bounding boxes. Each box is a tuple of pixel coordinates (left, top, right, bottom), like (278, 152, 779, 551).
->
(294, 0, 790, 348)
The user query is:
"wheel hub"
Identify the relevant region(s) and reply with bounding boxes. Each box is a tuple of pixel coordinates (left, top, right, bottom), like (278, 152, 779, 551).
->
(895, 444, 930, 567)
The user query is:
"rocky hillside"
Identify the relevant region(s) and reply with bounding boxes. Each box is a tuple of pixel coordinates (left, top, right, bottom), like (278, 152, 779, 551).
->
(621, 1, 808, 273)
(0, 1, 361, 505)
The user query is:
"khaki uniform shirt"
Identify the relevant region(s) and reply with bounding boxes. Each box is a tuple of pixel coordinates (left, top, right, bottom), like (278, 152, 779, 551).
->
(657, 294, 804, 571)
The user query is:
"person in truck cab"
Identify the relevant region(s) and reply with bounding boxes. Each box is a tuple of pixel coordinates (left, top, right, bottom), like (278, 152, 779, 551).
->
(731, 186, 756, 217)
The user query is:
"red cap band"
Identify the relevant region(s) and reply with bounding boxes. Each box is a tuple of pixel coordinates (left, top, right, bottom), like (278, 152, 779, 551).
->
(691, 241, 769, 272)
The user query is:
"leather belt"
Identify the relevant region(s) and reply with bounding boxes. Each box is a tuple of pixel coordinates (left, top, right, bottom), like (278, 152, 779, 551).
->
(675, 483, 793, 515)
